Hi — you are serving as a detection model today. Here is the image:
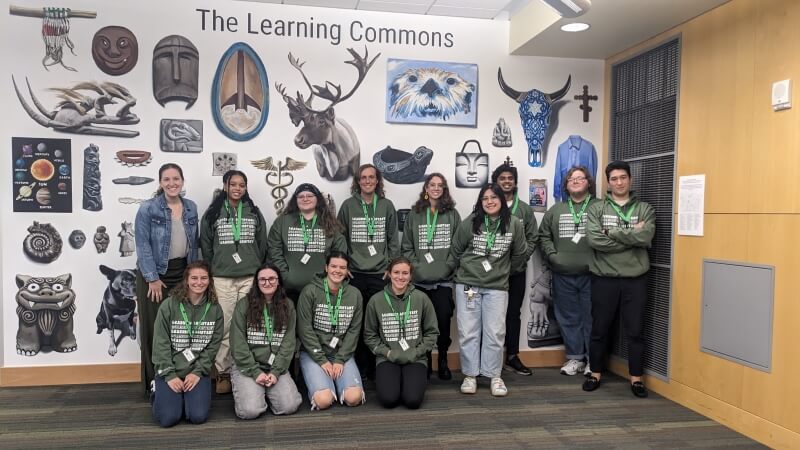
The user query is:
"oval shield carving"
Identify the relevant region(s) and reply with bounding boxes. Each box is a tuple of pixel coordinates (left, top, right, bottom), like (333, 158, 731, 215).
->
(212, 42, 269, 141)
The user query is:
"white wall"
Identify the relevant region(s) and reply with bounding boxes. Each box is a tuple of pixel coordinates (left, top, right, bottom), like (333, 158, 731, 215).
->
(0, 0, 603, 367)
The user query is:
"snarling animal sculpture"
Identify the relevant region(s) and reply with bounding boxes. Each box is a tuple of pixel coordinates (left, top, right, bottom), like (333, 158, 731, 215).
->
(16, 273, 77, 355)
(12, 76, 140, 138)
(276, 47, 380, 182)
(497, 69, 571, 167)
(389, 67, 474, 121)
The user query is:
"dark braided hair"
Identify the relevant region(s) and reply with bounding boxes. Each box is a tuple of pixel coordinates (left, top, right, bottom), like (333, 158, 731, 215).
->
(203, 170, 262, 229)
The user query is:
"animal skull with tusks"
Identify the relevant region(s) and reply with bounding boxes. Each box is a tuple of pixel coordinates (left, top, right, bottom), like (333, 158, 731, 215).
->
(497, 68, 571, 167)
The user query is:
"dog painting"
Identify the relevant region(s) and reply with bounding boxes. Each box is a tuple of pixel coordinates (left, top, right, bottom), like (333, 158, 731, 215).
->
(96, 265, 137, 356)
(386, 58, 477, 127)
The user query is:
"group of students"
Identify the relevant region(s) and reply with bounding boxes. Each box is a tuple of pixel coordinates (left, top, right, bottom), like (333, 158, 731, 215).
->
(135, 159, 655, 427)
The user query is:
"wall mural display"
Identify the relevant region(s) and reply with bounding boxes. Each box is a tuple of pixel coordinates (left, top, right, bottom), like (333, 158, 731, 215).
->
(9, 5, 97, 71)
(91, 26, 138, 76)
(529, 178, 547, 212)
(83, 143, 102, 211)
(212, 152, 237, 176)
(275, 47, 379, 181)
(12, 137, 72, 213)
(93, 225, 110, 253)
(112, 176, 153, 185)
(527, 248, 561, 348)
(454, 139, 488, 188)
(251, 156, 307, 213)
(153, 35, 199, 108)
(212, 42, 269, 141)
(15, 273, 77, 355)
(68, 230, 86, 249)
(96, 265, 137, 357)
(373, 145, 433, 184)
(160, 119, 202, 153)
(497, 68, 571, 167)
(115, 150, 152, 167)
(574, 84, 598, 123)
(23, 221, 63, 263)
(492, 118, 512, 147)
(386, 58, 477, 127)
(12, 77, 140, 137)
(118, 222, 135, 257)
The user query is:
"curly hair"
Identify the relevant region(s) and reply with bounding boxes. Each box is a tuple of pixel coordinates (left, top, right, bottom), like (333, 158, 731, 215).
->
(169, 260, 218, 304)
(412, 173, 456, 213)
(471, 183, 511, 235)
(282, 184, 343, 237)
(245, 263, 290, 334)
(561, 166, 596, 199)
(350, 164, 385, 198)
(203, 170, 262, 229)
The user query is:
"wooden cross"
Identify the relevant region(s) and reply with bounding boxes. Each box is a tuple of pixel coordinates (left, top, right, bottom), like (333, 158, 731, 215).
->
(573, 85, 598, 122)
(505, 156, 513, 166)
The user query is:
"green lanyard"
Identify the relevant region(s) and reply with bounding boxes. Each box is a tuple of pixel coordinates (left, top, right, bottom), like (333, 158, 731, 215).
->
(383, 290, 412, 337)
(179, 302, 211, 343)
(323, 278, 343, 327)
(425, 208, 439, 246)
(483, 215, 502, 255)
(300, 214, 318, 246)
(360, 195, 378, 238)
(262, 306, 274, 346)
(510, 194, 520, 215)
(568, 197, 591, 230)
(608, 198, 637, 224)
(224, 200, 243, 244)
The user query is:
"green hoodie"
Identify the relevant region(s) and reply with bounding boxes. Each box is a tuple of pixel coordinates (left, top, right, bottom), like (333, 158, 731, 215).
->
(538, 197, 598, 275)
(230, 296, 296, 378)
(509, 197, 538, 274)
(267, 213, 347, 293)
(337, 194, 399, 274)
(400, 207, 460, 283)
(586, 194, 655, 278)
(364, 285, 438, 367)
(448, 213, 528, 291)
(200, 201, 268, 278)
(297, 274, 363, 365)
(152, 295, 224, 381)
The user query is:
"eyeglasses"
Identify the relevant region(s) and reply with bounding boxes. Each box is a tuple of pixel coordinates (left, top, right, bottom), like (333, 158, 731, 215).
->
(568, 176, 587, 183)
(258, 277, 279, 285)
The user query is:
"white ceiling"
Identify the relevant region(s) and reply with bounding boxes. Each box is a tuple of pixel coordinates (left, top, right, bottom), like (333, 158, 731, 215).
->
(237, 0, 531, 20)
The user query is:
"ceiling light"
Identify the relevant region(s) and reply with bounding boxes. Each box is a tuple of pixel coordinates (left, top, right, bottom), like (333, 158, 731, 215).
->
(540, 0, 591, 18)
(560, 22, 590, 32)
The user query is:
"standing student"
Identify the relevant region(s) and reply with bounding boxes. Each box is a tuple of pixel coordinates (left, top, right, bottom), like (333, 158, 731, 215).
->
(296, 251, 365, 410)
(200, 170, 268, 394)
(583, 161, 655, 398)
(337, 164, 399, 378)
(491, 163, 538, 376)
(538, 166, 597, 376)
(268, 183, 347, 302)
(151, 261, 224, 427)
(230, 264, 302, 419)
(135, 163, 200, 396)
(448, 184, 527, 397)
(364, 257, 439, 409)
(400, 173, 460, 379)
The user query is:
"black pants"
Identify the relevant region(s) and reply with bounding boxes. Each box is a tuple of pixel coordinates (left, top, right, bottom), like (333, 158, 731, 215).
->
(589, 274, 648, 376)
(349, 272, 387, 377)
(504, 270, 527, 356)
(416, 286, 453, 353)
(375, 362, 428, 409)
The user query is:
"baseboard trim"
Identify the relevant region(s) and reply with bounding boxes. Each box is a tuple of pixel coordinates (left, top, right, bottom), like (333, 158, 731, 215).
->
(0, 363, 141, 387)
(433, 348, 565, 370)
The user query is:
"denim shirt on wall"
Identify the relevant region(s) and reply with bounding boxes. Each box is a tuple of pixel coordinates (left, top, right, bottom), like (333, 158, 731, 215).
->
(135, 193, 200, 282)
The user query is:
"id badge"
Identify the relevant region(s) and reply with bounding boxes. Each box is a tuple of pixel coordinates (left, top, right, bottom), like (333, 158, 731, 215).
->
(268, 353, 276, 365)
(232, 252, 242, 264)
(300, 253, 311, 265)
(329, 336, 340, 348)
(424, 252, 434, 263)
(466, 297, 476, 310)
(182, 348, 196, 362)
(572, 232, 583, 244)
(367, 245, 377, 256)
(482, 259, 492, 272)
(399, 338, 409, 351)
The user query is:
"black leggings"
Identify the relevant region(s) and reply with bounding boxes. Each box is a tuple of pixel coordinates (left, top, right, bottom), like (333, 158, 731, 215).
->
(350, 272, 387, 376)
(504, 270, 527, 356)
(375, 362, 428, 409)
(416, 286, 453, 353)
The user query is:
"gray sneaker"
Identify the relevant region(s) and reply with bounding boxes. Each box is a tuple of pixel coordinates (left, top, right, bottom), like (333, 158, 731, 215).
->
(560, 359, 587, 376)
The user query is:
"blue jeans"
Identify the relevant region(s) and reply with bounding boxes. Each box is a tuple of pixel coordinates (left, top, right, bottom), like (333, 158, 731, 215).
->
(152, 375, 212, 427)
(455, 284, 508, 378)
(552, 273, 592, 360)
(299, 351, 363, 408)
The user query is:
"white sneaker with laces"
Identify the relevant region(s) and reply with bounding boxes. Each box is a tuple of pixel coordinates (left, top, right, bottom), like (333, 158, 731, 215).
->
(560, 359, 587, 376)
(460, 376, 477, 394)
(490, 377, 508, 397)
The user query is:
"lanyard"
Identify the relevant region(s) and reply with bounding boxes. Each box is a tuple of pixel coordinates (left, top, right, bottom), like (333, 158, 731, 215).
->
(510, 194, 519, 215)
(568, 197, 591, 229)
(383, 290, 412, 337)
(300, 214, 318, 246)
(483, 215, 502, 255)
(425, 208, 439, 246)
(262, 306, 274, 347)
(608, 198, 637, 224)
(360, 195, 378, 238)
(224, 200, 243, 244)
(323, 278, 343, 328)
(179, 302, 211, 342)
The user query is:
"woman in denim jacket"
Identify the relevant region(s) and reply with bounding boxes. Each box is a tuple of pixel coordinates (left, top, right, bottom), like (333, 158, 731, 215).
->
(136, 163, 200, 396)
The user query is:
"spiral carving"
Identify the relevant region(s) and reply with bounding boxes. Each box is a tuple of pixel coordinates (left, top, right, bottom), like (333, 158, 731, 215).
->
(17, 306, 35, 324)
(23, 222, 63, 263)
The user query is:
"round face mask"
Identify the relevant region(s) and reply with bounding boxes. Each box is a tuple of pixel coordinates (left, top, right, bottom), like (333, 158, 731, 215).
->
(92, 26, 138, 76)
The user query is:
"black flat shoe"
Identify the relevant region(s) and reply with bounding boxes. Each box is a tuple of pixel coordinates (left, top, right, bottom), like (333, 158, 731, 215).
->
(582, 376, 601, 392)
(631, 381, 648, 398)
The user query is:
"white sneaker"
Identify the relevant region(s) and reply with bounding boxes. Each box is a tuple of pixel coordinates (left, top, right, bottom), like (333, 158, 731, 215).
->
(584, 363, 592, 377)
(490, 377, 508, 397)
(460, 376, 477, 394)
(560, 359, 587, 376)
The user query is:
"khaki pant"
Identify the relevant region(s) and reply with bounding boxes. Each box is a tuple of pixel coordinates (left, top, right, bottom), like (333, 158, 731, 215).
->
(213, 276, 253, 374)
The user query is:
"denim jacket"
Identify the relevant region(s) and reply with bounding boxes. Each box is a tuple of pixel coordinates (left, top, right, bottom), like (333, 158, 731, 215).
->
(135, 194, 200, 282)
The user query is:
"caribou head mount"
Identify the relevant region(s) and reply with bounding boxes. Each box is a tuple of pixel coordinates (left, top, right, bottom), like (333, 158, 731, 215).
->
(276, 47, 380, 182)
(497, 68, 571, 167)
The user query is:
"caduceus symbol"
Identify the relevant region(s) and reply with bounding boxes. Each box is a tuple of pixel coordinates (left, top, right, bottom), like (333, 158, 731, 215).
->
(250, 156, 308, 213)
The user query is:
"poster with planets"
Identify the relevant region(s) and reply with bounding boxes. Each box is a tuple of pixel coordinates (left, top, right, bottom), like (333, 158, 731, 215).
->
(12, 137, 72, 213)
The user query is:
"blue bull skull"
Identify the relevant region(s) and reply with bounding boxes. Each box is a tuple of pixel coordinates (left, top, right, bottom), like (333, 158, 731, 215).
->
(498, 69, 571, 167)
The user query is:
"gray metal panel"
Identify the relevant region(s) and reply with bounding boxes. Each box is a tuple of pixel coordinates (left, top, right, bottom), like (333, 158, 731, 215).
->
(701, 259, 774, 372)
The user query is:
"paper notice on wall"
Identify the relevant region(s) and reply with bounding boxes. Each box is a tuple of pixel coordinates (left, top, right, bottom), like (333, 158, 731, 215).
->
(678, 174, 705, 236)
